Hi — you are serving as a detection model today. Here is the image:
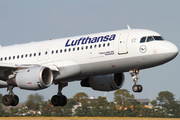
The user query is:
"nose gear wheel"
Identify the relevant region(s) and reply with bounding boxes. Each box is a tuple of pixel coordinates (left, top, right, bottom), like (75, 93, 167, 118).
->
(132, 85, 143, 92)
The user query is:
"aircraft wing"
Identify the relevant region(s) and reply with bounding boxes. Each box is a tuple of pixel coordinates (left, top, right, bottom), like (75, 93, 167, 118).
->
(0, 63, 17, 70)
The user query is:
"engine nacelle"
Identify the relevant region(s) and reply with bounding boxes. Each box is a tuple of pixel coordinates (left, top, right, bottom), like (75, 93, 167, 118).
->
(8, 67, 53, 90)
(81, 73, 125, 91)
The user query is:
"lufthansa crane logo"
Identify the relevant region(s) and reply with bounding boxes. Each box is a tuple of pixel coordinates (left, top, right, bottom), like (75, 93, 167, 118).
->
(139, 45, 147, 53)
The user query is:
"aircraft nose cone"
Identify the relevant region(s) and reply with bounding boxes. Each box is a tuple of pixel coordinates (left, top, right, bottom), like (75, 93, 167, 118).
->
(164, 42, 178, 61)
(169, 42, 178, 58)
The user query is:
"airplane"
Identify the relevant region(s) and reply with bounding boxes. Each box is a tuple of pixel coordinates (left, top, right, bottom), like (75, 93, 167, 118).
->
(0, 26, 178, 107)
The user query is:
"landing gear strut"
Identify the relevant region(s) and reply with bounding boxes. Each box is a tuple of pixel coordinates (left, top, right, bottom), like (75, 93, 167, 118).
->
(129, 69, 143, 93)
(2, 86, 19, 106)
(51, 83, 68, 106)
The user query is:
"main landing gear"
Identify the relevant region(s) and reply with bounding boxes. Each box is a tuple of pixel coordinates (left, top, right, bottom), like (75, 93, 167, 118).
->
(129, 69, 143, 93)
(51, 83, 68, 106)
(2, 86, 19, 106)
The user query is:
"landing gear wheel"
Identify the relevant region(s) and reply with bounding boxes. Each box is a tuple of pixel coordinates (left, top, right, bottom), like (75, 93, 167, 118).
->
(59, 95, 67, 106)
(51, 95, 67, 106)
(51, 83, 68, 106)
(132, 85, 143, 93)
(11, 95, 19, 106)
(51, 95, 60, 106)
(2, 95, 13, 106)
(132, 85, 139, 92)
(137, 85, 143, 92)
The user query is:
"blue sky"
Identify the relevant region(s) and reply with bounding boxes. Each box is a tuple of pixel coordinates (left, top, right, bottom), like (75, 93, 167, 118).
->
(0, 0, 180, 103)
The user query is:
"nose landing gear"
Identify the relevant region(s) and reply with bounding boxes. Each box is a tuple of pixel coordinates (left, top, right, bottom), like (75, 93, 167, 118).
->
(129, 69, 143, 93)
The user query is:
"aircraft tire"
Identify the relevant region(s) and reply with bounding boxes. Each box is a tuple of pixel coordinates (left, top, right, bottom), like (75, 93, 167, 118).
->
(59, 95, 67, 106)
(132, 85, 139, 92)
(51, 95, 60, 106)
(11, 95, 19, 106)
(137, 85, 143, 92)
(2, 95, 13, 106)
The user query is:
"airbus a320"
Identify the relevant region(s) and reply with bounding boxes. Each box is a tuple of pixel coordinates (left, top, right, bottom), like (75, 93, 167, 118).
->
(0, 26, 178, 106)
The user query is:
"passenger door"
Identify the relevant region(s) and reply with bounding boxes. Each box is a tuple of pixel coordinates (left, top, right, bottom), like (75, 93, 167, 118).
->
(118, 33, 129, 55)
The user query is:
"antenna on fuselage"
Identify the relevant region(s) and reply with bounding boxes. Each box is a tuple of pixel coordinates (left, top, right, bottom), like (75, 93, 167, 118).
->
(127, 25, 131, 30)
(104, 92, 109, 101)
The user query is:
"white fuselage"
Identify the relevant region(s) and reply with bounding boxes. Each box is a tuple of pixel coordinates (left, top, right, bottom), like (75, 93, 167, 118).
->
(0, 29, 178, 83)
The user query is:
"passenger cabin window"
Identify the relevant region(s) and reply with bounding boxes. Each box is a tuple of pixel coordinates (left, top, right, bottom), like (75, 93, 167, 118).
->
(103, 43, 105, 47)
(90, 45, 92, 49)
(94, 45, 97, 48)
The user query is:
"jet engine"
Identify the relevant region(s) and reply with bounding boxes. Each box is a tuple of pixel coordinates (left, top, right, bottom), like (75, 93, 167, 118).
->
(7, 67, 53, 90)
(81, 73, 125, 91)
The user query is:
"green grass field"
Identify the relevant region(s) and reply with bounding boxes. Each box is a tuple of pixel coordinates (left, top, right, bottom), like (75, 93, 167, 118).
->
(0, 117, 180, 120)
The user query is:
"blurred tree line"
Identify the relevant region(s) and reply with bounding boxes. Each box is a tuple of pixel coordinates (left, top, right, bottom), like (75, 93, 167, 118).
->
(0, 89, 180, 117)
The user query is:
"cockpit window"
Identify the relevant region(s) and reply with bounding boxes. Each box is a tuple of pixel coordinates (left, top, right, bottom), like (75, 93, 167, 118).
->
(140, 36, 164, 43)
(140, 37, 146, 43)
(153, 36, 164, 41)
(147, 36, 154, 42)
